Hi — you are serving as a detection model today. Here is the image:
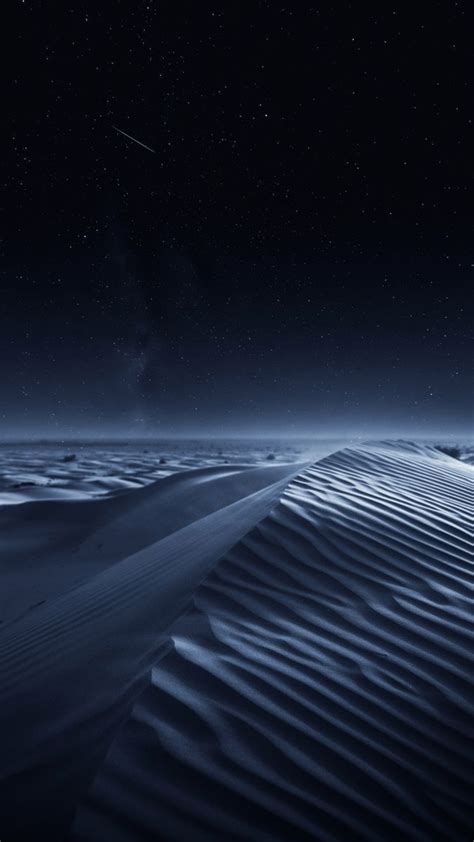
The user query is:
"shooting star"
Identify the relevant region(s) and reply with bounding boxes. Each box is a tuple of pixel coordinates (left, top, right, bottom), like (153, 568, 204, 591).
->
(112, 125, 156, 154)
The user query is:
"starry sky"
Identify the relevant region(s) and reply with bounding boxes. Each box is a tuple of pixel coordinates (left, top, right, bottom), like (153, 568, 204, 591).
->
(2, 2, 472, 438)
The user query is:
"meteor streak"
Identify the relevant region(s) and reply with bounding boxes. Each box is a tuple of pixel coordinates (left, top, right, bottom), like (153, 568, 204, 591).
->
(112, 125, 155, 154)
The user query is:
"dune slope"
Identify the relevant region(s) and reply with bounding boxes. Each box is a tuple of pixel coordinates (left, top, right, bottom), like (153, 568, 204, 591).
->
(0, 462, 303, 840)
(73, 442, 473, 842)
(0, 463, 300, 625)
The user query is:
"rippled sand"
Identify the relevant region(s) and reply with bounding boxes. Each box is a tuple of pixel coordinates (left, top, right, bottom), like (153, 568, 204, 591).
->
(0, 440, 471, 841)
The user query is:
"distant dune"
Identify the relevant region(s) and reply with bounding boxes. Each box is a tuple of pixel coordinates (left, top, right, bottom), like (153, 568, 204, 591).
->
(0, 442, 472, 841)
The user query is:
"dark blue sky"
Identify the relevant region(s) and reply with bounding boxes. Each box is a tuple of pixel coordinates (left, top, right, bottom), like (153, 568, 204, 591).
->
(2, 2, 472, 438)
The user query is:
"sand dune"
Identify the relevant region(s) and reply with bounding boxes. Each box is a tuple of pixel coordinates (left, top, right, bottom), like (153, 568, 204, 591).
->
(0, 461, 303, 840)
(71, 442, 473, 842)
(0, 442, 471, 841)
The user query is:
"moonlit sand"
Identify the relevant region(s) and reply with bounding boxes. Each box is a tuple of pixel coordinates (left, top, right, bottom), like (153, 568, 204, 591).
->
(0, 439, 472, 841)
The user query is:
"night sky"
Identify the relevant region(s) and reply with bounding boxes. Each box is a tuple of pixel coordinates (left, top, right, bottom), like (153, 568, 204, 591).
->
(2, 2, 472, 438)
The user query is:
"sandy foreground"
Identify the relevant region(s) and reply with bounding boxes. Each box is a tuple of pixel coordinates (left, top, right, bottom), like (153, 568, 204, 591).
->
(0, 440, 472, 841)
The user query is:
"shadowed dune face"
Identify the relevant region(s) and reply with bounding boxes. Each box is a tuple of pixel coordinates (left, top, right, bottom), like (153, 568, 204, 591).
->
(0, 461, 305, 840)
(0, 464, 303, 626)
(72, 442, 473, 842)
